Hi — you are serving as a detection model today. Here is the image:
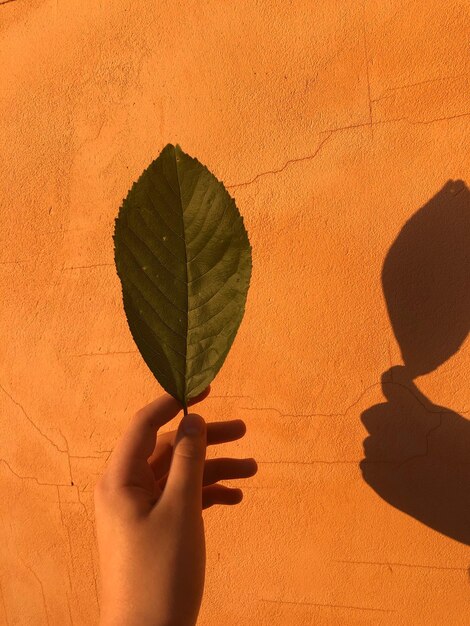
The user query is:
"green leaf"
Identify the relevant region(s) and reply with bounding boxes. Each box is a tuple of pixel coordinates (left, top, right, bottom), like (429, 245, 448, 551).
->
(113, 143, 252, 410)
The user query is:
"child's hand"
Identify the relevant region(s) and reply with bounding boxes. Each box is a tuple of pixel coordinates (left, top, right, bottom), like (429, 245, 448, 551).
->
(94, 385, 257, 626)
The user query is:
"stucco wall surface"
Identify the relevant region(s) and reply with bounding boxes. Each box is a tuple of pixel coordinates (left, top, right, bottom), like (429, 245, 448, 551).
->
(1, 1, 470, 624)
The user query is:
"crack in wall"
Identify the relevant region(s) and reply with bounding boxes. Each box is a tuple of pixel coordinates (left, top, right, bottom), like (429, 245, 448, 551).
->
(90, 556, 100, 611)
(57, 489, 76, 624)
(240, 379, 455, 419)
(205, 394, 255, 401)
(17, 556, 50, 626)
(259, 596, 395, 613)
(256, 460, 360, 465)
(226, 112, 470, 189)
(57, 487, 75, 575)
(226, 132, 334, 189)
(384, 111, 470, 126)
(75, 486, 94, 523)
(334, 559, 467, 572)
(239, 381, 463, 467)
(371, 72, 469, 103)
(71, 350, 138, 357)
(57, 486, 100, 612)
(0, 459, 70, 487)
(0, 582, 10, 626)
(60, 263, 114, 271)
(362, 1, 373, 138)
(58, 428, 74, 485)
(65, 585, 74, 626)
(69, 454, 109, 460)
(0, 382, 67, 455)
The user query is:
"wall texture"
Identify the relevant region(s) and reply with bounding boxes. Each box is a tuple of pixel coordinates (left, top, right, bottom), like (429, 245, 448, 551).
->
(1, 1, 470, 624)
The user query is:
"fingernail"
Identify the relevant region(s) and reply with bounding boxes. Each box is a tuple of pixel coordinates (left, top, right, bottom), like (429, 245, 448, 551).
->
(182, 413, 204, 436)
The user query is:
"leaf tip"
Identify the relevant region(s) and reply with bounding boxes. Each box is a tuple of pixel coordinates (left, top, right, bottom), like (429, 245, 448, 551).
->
(160, 142, 185, 162)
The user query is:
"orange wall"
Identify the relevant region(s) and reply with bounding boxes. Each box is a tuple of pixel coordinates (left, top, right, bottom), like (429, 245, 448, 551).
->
(1, 1, 470, 624)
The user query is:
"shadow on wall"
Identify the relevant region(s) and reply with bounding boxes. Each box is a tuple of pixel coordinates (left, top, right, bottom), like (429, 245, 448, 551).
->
(360, 179, 470, 546)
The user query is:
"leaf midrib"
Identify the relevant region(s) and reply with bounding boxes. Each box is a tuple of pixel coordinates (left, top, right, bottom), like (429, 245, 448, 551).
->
(173, 145, 189, 406)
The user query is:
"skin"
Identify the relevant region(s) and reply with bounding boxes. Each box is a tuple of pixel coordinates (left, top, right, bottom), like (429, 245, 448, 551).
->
(94, 384, 258, 626)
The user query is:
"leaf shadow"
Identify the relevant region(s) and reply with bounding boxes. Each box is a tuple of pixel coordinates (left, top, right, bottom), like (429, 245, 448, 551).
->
(360, 180, 470, 546)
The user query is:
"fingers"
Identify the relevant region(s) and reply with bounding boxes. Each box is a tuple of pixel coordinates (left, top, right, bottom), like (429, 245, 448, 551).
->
(206, 419, 246, 445)
(152, 418, 246, 453)
(156, 456, 258, 490)
(203, 457, 257, 486)
(202, 485, 243, 509)
(160, 413, 207, 512)
(148, 419, 247, 478)
(104, 387, 210, 488)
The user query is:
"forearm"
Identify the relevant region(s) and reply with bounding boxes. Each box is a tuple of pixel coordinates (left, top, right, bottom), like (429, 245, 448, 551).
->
(99, 582, 200, 626)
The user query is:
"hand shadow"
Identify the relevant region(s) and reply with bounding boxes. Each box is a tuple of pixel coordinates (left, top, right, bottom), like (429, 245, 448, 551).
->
(360, 180, 470, 546)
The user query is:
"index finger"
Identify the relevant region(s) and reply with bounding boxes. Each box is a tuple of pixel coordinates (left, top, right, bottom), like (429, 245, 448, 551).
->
(105, 386, 210, 487)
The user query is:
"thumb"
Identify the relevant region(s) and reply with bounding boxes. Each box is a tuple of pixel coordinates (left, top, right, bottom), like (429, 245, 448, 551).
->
(163, 413, 207, 510)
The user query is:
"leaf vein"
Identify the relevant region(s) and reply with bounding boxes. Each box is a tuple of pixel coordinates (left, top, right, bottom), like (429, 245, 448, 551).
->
(119, 237, 186, 314)
(188, 247, 237, 285)
(185, 179, 220, 232)
(121, 267, 187, 341)
(187, 338, 228, 364)
(187, 199, 233, 264)
(142, 183, 186, 244)
(188, 292, 241, 328)
(122, 221, 187, 286)
(136, 206, 182, 262)
(123, 297, 184, 382)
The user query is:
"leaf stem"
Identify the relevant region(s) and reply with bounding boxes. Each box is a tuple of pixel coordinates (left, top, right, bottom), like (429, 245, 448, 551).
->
(183, 405, 188, 416)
